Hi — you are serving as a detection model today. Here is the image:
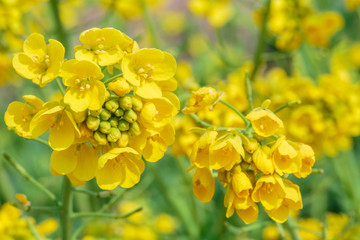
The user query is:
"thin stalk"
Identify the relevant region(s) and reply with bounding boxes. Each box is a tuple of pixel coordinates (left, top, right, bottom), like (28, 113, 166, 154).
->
(140, 0, 160, 48)
(225, 220, 272, 234)
(273, 100, 301, 113)
(103, 73, 123, 84)
(56, 78, 65, 96)
(219, 99, 250, 128)
(284, 216, 301, 240)
(276, 222, 287, 240)
(71, 207, 142, 219)
(61, 176, 73, 240)
(72, 187, 115, 198)
(190, 114, 229, 131)
(30, 206, 61, 212)
(2, 153, 59, 205)
(250, 0, 271, 81)
(26, 216, 41, 240)
(30, 138, 50, 147)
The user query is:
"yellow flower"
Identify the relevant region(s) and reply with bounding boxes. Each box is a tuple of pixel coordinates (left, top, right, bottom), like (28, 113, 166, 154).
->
(265, 179, 302, 223)
(190, 129, 218, 168)
(4, 95, 44, 138)
(75, 28, 134, 66)
(96, 147, 144, 190)
(246, 108, 284, 137)
(154, 214, 176, 234)
(297, 218, 322, 240)
(50, 143, 98, 181)
(122, 48, 177, 99)
(12, 33, 64, 86)
(182, 87, 221, 114)
(346, 0, 360, 11)
(30, 101, 80, 150)
(60, 59, 106, 112)
(271, 137, 301, 175)
(253, 145, 274, 175)
(107, 77, 131, 96)
(192, 167, 215, 202)
(294, 143, 315, 178)
(231, 166, 253, 199)
(209, 133, 244, 170)
(252, 174, 286, 210)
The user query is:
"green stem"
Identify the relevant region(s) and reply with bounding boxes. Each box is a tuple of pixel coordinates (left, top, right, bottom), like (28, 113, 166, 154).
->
(225, 220, 272, 234)
(311, 168, 324, 174)
(276, 222, 287, 240)
(273, 100, 301, 113)
(295, 225, 323, 238)
(61, 176, 73, 240)
(190, 114, 229, 131)
(49, 0, 68, 50)
(284, 216, 301, 240)
(25, 216, 41, 240)
(219, 99, 250, 128)
(2, 153, 59, 205)
(56, 78, 65, 96)
(30, 138, 50, 147)
(140, 0, 160, 48)
(71, 207, 142, 219)
(103, 73, 123, 84)
(30, 206, 61, 212)
(250, 0, 271, 81)
(245, 72, 253, 110)
(72, 187, 115, 198)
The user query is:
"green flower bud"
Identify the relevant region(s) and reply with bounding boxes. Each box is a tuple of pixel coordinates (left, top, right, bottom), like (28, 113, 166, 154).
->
(94, 131, 108, 145)
(109, 117, 118, 127)
(105, 99, 119, 113)
(89, 108, 102, 117)
(118, 119, 130, 131)
(114, 108, 124, 117)
(131, 96, 143, 112)
(124, 109, 137, 123)
(99, 121, 111, 134)
(107, 128, 121, 143)
(117, 131, 129, 147)
(86, 116, 100, 131)
(100, 108, 111, 121)
(119, 96, 132, 110)
(129, 122, 141, 136)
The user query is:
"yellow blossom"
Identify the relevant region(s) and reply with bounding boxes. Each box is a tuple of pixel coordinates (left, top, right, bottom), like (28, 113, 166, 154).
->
(192, 167, 215, 202)
(154, 214, 176, 234)
(182, 87, 221, 114)
(246, 108, 284, 137)
(271, 137, 301, 175)
(253, 145, 274, 175)
(12, 33, 64, 86)
(190, 129, 218, 168)
(294, 143, 315, 178)
(108, 77, 131, 96)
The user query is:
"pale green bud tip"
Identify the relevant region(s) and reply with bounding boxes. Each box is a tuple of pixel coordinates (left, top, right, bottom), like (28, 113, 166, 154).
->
(129, 122, 141, 136)
(105, 99, 119, 113)
(124, 109, 137, 123)
(119, 96, 132, 110)
(109, 117, 118, 127)
(131, 96, 143, 112)
(89, 108, 102, 117)
(107, 128, 121, 142)
(117, 131, 129, 147)
(118, 119, 130, 131)
(94, 131, 108, 145)
(99, 121, 111, 134)
(100, 108, 111, 120)
(86, 116, 100, 131)
(114, 109, 124, 117)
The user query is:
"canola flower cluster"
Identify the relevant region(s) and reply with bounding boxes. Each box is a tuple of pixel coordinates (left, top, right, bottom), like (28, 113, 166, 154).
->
(254, 0, 344, 50)
(4, 27, 179, 190)
(255, 68, 360, 157)
(182, 87, 315, 224)
(0, 202, 57, 239)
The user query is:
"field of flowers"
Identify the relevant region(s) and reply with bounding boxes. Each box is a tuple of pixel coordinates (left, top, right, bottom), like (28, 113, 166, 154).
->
(1, 0, 360, 239)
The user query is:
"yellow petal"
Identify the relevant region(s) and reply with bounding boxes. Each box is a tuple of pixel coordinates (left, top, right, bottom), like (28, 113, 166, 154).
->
(23, 33, 47, 57)
(135, 81, 162, 99)
(48, 113, 76, 151)
(72, 144, 98, 181)
(50, 145, 77, 175)
(192, 167, 215, 202)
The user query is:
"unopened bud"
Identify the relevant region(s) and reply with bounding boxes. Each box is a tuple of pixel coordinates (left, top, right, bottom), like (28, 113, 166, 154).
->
(240, 162, 250, 170)
(108, 78, 131, 97)
(131, 96, 143, 111)
(105, 99, 119, 113)
(129, 122, 141, 136)
(90, 108, 102, 117)
(114, 109, 124, 117)
(105, 90, 111, 100)
(86, 116, 100, 131)
(99, 121, 111, 134)
(124, 109, 137, 123)
(100, 108, 111, 121)
(117, 131, 129, 147)
(94, 131, 108, 145)
(243, 152, 252, 164)
(119, 96, 132, 110)
(107, 128, 121, 142)
(244, 138, 258, 154)
(118, 119, 130, 131)
(109, 117, 118, 127)
(74, 110, 87, 123)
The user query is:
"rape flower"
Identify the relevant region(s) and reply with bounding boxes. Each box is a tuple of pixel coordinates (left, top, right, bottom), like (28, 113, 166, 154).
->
(294, 143, 315, 178)
(271, 137, 301, 175)
(253, 145, 274, 175)
(12, 33, 64, 86)
(246, 108, 284, 137)
(183, 87, 222, 114)
(60, 59, 106, 112)
(190, 129, 218, 168)
(4, 95, 44, 138)
(192, 167, 215, 202)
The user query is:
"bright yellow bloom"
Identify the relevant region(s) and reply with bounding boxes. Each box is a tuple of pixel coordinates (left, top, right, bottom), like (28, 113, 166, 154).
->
(190, 129, 218, 168)
(271, 137, 301, 175)
(192, 167, 215, 202)
(154, 213, 176, 234)
(122, 48, 177, 99)
(246, 108, 284, 137)
(30, 101, 80, 150)
(183, 87, 221, 114)
(346, 0, 360, 11)
(107, 77, 131, 97)
(265, 179, 302, 223)
(75, 28, 136, 66)
(4, 95, 44, 138)
(12, 33, 64, 86)
(253, 145, 274, 175)
(96, 147, 144, 190)
(252, 174, 286, 210)
(294, 143, 315, 178)
(231, 166, 253, 199)
(61, 59, 106, 112)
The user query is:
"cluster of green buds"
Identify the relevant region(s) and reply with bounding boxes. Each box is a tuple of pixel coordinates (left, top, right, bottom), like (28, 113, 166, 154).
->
(85, 95, 143, 147)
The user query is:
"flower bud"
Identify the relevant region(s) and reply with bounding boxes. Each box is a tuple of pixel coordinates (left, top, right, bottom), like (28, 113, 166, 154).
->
(107, 127, 121, 142)
(243, 152, 252, 164)
(114, 108, 124, 117)
(129, 121, 141, 136)
(105, 90, 111, 100)
(118, 119, 130, 131)
(117, 131, 129, 147)
(94, 131, 108, 145)
(119, 96, 132, 110)
(105, 99, 119, 113)
(90, 108, 102, 117)
(100, 108, 111, 121)
(131, 96, 143, 112)
(244, 138, 259, 154)
(124, 109, 137, 123)
(99, 121, 111, 134)
(109, 117, 118, 127)
(108, 78, 131, 97)
(74, 110, 87, 123)
(86, 116, 100, 131)
(240, 162, 250, 170)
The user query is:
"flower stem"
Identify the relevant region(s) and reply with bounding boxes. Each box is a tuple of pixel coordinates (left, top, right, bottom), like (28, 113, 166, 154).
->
(103, 73, 123, 84)
(284, 215, 301, 240)
(61, 176, 73, 240)
(140, 0, 160, 48)
(30, 138, 50, 147)
(71, 207, 142, 219)
(2, 152, 59, 205)
(71, 187, 115, 198)
(219, 99, 250, 128)
(273, 100, 301, 113)
(250, 0, 271, 81)
(190, 114, 228, 131)
(56, 78, 65, 96)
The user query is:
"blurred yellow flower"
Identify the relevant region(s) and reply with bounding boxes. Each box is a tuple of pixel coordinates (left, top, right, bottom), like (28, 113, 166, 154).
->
(192, 167, 215, 202)
(246, 108, 284, 137)
(182, 87, 221, 114)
